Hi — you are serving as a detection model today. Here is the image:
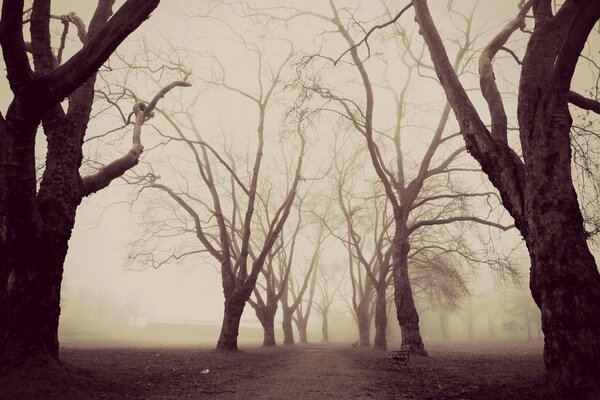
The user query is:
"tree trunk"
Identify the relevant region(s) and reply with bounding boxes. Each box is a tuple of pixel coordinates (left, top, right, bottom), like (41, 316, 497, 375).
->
(410, 1, 600, 392)
(0, 256, 64, 366)
(357, 308, 371, 348)
(216, 295, 246, 351)
(373, 287, 387, 350)
(527, 234, 600, 396)
(523, 100, 600, 396)
(262, 323, 276, 347)
(393, 227, 427, 355)
(254, 304, 277, 346)
(321, 308, 329, 342)
(0, 107, 82, 365)
(297, 318, 308, 344)
(282, 307, 295, 345)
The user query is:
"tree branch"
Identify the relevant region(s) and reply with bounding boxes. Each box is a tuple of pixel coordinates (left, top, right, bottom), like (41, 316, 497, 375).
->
(333, 2, 413, 66)
(0, 0, 33, 95)
(45, 0, 161, 106)
(408, 216, 515, 235)
(81, 80, 190, 197)
(568, 90, 600, 115)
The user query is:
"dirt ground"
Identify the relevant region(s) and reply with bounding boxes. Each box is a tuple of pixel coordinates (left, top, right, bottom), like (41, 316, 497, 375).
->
(0, 342, 550, 400)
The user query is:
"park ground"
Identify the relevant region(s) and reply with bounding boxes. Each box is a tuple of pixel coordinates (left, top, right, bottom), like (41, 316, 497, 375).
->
(0, 342, 550, 400)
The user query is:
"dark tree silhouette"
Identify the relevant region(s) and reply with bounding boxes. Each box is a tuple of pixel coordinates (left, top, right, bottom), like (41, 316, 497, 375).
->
(0, 0, 188, 366)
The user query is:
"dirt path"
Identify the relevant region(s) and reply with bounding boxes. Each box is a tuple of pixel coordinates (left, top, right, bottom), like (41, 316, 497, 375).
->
(214, 346, 377, 400)
(1, 343, 550, 400)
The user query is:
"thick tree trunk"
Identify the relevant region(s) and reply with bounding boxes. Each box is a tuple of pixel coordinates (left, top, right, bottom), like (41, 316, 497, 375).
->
(216, 295, 246, 351)
(0, 256, 64, 366)
(393, 227, 427, 355)
(262, 323, 276, 347)
(357, 308, 371, 348)
(523, 99, 600, 396)
(373, 288, 387, 350)
(254, 306, 277, 347)
(0, 107, 81, 366)
(527, 234, 600, 396)
(282, 307, 295, 345)
(297, 319, 308, 344)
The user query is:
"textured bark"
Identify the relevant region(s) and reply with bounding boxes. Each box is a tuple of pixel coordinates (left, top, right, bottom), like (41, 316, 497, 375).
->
(393, 226, 427, 355)
(356, 308, 371, 348)
(373, 288, 387, 350)
(282, 306, 295, 345)
(253, 303, 277, 346)
(216, 295, 246, 351)
(527, 218, 600, 395)
(296, 318, 308, 344)
(0, 0, 166, 365)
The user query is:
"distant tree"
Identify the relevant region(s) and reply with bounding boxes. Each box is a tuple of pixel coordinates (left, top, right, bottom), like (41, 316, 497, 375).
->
(413, 255, 469, 341)
(314, 264, 344, 343)
(459, 297, 481, 341)
(501, 287, 542, 341)
(277, 220, 324, 345)
(331, 146, 393, 349)
(0, 0, 188, 365)
(280, 0, 513, 356)
(291, 225, 324, 345)
(248, 201, 303, 346)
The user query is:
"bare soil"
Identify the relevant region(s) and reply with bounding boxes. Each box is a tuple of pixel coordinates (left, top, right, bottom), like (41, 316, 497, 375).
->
(0, 342, 550, 400)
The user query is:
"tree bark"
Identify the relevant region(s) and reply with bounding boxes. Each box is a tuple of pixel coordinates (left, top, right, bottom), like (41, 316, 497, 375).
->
(296, 318, 308, 344)
(356, 307, 371, 348)
(216, 294, 246, 351)
(282, 306, 295, 345)
(373, 288, 387, 350)
(254, 304, 277, 346)
(527, 229, 600, 395)
(0, 0, 162, 366)
(393, 225, 427, 355)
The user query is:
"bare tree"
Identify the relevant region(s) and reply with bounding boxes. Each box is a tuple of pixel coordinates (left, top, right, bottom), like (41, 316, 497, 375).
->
(314, 263, 344, 342)
(248, 200, 303, 346)
(291, 221, 326, 344)
(123, 39, 306, 350)
(412, 254, 469, 341)
(0, 0, 190, 365)
(331, 144, 394, 349)
(276, 0, 514, 356)
(412, 0, 600, 393)
(278, 218, 324, 345)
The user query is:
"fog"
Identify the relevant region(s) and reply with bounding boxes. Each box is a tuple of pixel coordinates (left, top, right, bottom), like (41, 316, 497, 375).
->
(3, 0, 597, 350)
